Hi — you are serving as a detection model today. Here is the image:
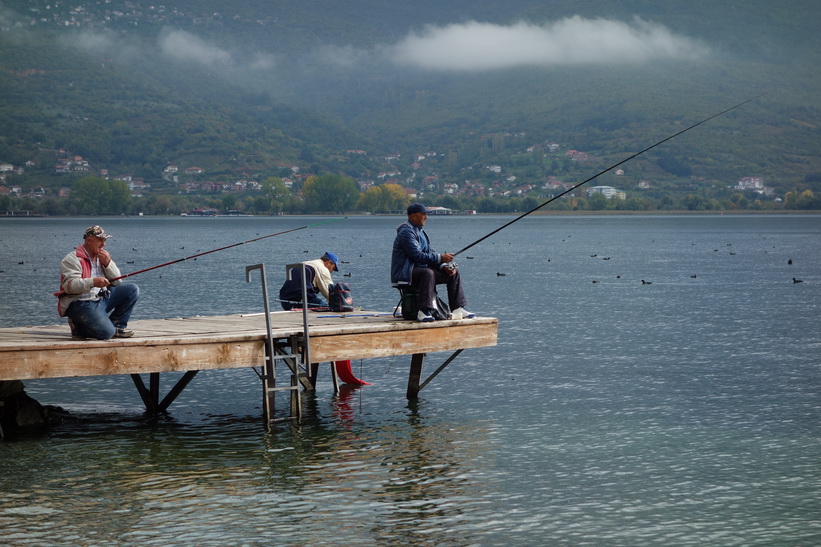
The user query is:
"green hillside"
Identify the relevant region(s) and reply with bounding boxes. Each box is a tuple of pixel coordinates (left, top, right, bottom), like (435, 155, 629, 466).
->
(1, 0, 819, 214)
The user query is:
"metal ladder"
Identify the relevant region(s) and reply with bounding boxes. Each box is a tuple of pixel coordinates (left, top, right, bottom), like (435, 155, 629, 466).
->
(246, 264, 303, 423)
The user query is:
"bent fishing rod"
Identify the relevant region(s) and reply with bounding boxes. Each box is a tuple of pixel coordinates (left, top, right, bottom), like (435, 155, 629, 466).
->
(453, 93, 766, 257)
(112, 216, 347, 281)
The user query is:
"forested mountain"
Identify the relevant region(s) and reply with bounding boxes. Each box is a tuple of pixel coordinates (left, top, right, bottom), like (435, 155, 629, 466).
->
(1, 0, 820, 214)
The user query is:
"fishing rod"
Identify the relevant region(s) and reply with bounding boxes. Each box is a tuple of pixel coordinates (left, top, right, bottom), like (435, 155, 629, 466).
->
(112, 216, 347, 281)
(453, 94, 767, 257)
(317, 313, 396, 318)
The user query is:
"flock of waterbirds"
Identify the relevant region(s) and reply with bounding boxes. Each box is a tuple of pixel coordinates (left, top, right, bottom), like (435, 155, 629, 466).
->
(0, 232, 808, 288)
(485, 236, 806, 285)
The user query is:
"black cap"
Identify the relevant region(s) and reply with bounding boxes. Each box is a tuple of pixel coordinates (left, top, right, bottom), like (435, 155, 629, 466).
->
(407, 203, 428, 215)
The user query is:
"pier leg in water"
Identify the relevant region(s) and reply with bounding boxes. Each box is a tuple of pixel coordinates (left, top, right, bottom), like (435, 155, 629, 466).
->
(406, 353, 425, 399)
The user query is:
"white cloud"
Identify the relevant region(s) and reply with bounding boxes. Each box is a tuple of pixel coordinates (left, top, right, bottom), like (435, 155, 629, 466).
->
(387, 16, 710, 71)
(156, 31, 279, 73)
(66, 31, 116, 53)
(159, 30, 232, 67)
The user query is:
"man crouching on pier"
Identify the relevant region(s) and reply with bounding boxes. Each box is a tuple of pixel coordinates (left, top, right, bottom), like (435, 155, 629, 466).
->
(55, 225, 139, 340)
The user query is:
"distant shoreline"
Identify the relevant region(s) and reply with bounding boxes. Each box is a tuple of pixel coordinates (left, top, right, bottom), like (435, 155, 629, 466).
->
(520, 209, 821, 216)
(2, 210, 820, 219)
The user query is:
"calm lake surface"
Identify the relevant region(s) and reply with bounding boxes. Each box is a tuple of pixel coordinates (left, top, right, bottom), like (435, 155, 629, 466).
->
(1, 214, 820, 545)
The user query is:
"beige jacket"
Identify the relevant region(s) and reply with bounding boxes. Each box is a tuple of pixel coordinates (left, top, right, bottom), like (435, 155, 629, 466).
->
(54, 244, 122, 316)
(303, 258, 334, 300)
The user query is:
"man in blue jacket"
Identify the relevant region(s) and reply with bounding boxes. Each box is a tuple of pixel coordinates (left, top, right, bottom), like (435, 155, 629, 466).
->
(391, 203, 474, 322)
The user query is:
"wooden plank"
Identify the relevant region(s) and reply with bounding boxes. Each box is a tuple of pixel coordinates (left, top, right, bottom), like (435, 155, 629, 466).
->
(0, 340, 264, 380)
(0, 312, 498, 381)
(308, 321, 497, 362)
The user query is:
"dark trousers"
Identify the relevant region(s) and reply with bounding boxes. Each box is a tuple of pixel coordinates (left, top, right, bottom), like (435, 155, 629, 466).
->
(411, 266, 467, 312)
(280, 292, 326, 310)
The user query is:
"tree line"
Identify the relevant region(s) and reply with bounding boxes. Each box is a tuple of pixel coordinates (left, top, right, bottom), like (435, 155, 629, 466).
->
(2, 174, 819, 217)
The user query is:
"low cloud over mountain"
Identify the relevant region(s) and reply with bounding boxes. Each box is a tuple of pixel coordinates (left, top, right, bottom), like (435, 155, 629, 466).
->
(384, 17, 711, 71)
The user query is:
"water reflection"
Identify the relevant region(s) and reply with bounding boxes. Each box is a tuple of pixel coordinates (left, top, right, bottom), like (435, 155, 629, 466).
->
(2, 393, 498, 545)
(273, 399, 497, 544)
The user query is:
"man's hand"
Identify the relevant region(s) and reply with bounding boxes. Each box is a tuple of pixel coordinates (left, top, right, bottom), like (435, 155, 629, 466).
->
(441, 253, 457, 276)
(92, 276, 111, 288)
(98, 249, 111, 267)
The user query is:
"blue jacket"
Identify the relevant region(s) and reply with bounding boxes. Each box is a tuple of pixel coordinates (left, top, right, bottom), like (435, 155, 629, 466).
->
(391, 220, 441, 286)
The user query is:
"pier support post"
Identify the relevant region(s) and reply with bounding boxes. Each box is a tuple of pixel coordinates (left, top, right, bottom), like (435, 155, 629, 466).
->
(406, 353, 425, 399)
(131, 371, 199, 414)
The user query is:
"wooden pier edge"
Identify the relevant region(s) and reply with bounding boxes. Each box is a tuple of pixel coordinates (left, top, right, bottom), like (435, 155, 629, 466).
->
(0, 311, 498, 416)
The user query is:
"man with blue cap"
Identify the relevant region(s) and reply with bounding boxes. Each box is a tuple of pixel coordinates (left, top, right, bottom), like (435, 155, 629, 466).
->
(391, 203, 474, 322)
(279, 251, 340, 310)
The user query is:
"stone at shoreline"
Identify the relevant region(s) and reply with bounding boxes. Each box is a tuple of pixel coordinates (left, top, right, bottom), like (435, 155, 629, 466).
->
(0, 380, 71, 435)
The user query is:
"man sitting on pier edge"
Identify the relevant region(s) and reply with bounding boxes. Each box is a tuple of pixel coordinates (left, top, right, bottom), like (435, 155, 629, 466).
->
(391, 203, 474, 322)
(55, 225, 140, 340)
(279, 252, 340, 310)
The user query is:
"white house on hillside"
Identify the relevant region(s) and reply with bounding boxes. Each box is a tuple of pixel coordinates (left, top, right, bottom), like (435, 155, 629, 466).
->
(587, 185, 626, 200)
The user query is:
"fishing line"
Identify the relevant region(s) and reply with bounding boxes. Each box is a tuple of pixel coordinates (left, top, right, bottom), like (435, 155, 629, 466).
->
(453, 94, 767, 257)
(112, 216, 348, 281)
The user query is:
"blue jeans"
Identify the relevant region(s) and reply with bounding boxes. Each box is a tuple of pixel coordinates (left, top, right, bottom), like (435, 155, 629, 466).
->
(66, 283, 140, 340)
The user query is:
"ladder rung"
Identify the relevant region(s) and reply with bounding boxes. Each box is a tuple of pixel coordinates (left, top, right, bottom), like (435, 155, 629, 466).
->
(266, 385, 300, 393)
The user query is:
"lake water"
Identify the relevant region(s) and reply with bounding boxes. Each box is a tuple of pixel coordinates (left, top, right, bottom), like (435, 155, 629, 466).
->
(1, 214, 819, 545)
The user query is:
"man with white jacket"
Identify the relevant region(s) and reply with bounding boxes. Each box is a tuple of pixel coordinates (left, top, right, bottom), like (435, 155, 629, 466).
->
(55, 225, 139, 339)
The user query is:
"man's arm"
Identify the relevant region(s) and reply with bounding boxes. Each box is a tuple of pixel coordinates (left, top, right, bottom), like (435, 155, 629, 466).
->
(313, 266, 332, 300)
(60, 254, 122, 294)
(100, 253, 122, 285)
(60, 256, 94, 295)
(397, 226, 440, 266)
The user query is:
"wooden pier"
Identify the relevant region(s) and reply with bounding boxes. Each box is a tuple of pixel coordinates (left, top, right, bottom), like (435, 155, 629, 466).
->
(0, 310, 497, 421)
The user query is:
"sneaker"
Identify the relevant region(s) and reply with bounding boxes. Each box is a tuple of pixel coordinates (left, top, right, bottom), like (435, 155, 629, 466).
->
(114, 328, 134, 338)
(416, 309, 435, 322)
(452, 307, 475, 319)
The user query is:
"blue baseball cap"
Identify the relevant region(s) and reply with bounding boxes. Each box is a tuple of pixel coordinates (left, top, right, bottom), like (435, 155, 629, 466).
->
(407, 203, 428, 215)
(322, 252, 339, 271)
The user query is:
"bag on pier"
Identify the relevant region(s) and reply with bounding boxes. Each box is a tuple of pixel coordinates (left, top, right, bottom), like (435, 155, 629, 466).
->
(329, 282, 354, 312)
(395, 286, 450, 321)
(397, 287, 418, 320)
(430, 295, 451, 321)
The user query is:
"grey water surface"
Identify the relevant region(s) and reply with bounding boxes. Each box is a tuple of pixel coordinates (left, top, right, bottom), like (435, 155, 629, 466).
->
(0, 214, 819, 545)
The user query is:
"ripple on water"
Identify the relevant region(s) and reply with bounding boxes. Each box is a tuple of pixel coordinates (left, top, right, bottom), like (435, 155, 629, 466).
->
(2, 216, 820, 545)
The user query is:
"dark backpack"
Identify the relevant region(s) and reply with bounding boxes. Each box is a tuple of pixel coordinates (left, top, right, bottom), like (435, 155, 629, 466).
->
(328, 282, 354, 312)
(397, 287, 418, 320)
(395, 286, 450, 320)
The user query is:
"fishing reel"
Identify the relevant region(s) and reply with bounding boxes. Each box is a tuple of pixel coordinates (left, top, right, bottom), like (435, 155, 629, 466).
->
(98, 286, 111, 299)
(442, 261, 459, 273)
